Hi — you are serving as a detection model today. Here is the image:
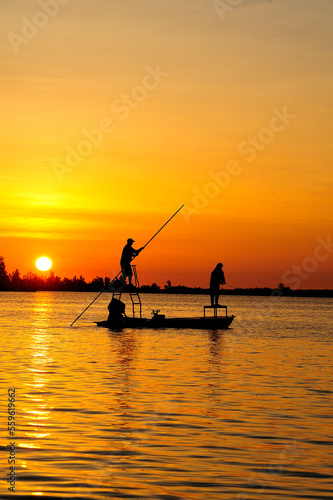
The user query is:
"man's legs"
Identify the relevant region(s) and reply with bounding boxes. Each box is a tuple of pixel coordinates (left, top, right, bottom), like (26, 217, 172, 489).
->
(121, 265, 133, 286)
(210, 290, 219, 306)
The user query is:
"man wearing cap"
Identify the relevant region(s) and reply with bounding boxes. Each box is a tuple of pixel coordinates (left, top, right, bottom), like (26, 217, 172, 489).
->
(120, 238, 144, 287)
(210, 263, 226, 306)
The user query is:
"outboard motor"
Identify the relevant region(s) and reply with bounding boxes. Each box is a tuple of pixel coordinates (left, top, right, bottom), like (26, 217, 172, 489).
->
(107, 298, 126, 327)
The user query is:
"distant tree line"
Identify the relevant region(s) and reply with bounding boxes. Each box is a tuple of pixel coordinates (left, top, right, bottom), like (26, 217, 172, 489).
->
(0, 257, 332, 297)
(0, 256, 108, 292)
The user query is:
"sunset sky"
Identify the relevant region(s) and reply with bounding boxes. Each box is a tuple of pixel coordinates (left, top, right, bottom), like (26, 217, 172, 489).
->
(1, 0, 332, 288)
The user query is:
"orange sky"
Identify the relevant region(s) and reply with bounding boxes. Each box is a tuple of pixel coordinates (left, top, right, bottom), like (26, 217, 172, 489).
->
(1, 0, 332, 288)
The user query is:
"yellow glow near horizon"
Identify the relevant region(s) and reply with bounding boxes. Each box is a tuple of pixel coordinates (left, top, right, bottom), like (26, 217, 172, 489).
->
(1, 1, 332, 289)
(36, 257, 52, 272)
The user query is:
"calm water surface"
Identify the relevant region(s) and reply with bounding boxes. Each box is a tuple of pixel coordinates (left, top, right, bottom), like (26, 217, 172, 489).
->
(0, 292, 332, 499)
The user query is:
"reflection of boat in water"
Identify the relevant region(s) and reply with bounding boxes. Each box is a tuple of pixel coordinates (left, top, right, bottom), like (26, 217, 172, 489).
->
(95, 297, 235, 330)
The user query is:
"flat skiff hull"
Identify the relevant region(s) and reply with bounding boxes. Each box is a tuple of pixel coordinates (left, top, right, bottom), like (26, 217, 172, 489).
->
(95, 315, 235, 330)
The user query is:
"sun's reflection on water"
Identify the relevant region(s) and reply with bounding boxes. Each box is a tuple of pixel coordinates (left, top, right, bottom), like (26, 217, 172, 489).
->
(18, 294, 55, 472)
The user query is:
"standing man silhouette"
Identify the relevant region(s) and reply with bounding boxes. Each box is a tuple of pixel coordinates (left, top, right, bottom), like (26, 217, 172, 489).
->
(210, 263, 226, 306)
(120, 238, 144, 287)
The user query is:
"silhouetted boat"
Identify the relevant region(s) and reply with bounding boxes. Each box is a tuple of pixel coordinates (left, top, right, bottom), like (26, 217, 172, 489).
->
(96, 315, 235, 330)
(95, 299, 235, 330)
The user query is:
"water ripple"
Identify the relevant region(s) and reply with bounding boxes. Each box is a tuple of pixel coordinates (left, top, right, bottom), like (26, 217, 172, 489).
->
(0, 293, 332, 499)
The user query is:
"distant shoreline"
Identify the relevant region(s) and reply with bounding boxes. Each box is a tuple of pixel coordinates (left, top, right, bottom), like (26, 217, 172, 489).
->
(140, 288, 333, 298)
(1, 257, 331, 296)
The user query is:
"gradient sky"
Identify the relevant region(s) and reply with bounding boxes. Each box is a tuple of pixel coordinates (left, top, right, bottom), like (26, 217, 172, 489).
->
(1, 0, 332, 288)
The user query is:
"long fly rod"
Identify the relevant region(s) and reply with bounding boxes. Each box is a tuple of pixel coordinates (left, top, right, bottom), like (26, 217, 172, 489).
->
(70, 205, 184, 326)
(225, 283, 270, 308)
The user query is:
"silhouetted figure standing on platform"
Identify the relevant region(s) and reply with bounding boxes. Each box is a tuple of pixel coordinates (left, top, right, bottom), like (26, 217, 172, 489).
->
(120, 238, 143, 287)
(210, 263, 226, 306)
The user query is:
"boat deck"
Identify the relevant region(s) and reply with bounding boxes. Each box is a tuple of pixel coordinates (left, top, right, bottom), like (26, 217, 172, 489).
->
(96, 314, 235, 330)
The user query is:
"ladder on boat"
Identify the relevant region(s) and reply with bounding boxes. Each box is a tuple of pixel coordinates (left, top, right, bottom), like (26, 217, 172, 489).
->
(112, 265, 142, 319)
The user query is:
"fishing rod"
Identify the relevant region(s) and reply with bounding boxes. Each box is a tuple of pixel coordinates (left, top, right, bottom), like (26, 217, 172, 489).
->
(225, 282, 268, 307)
(225, 283, 236, 290)
(70, 205, 184, 326)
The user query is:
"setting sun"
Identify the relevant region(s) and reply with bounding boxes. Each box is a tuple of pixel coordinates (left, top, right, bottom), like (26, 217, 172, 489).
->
(36, 257, 52, 272)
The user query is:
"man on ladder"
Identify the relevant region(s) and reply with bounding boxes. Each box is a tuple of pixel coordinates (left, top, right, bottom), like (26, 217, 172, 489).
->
(117, 238, 143, 319)
(120, 238, 144, 289)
